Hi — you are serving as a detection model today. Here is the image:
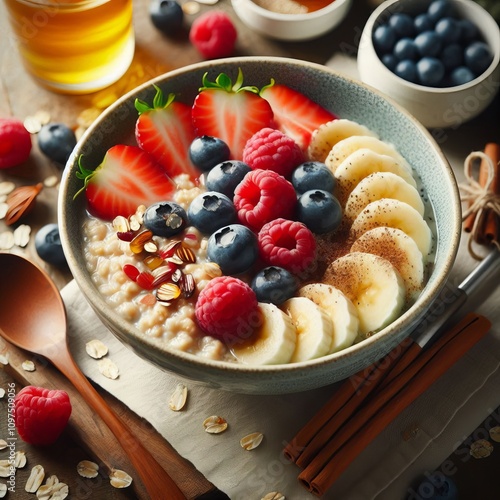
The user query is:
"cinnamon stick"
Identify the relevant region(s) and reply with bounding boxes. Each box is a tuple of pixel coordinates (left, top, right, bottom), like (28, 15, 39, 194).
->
(297, 313, 491, 497)
(482, 143, 500, 243)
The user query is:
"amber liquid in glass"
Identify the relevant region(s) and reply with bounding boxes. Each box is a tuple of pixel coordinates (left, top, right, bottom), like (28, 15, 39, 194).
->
(4, 0, 134, 93)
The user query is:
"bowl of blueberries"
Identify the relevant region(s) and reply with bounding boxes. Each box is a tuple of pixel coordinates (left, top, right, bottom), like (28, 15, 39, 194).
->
(357, 0, 500, 128)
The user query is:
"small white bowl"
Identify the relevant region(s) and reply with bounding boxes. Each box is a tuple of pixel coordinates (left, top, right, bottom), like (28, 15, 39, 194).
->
(357, 0, 500, 129)
(231, 0, 353, 41)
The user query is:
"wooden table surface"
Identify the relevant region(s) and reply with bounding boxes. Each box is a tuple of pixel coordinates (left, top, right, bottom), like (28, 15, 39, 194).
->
(1, 0, 499, 498)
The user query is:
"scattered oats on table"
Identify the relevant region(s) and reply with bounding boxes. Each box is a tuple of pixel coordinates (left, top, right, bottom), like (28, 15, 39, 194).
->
(15, 450, 27, 468)
(85, 339, 109, 359)
(0, 182, 15, 196)
(169, 383, 188, 411)
(470, 438, 494, 458)
(0, 460, 10, 478)
(0, 440, 6, 450)
(109, 469, 133, 489)
(240, 432, 264, 451)
(262, 493, 286, 500)
(203, 415, 228, 434)
(0, 388, 4, 398)
(22, 360, 36, 372)
(98, 357, 119, 379)
(13, 224, 31, 248)
(77, 460, 99, 479)
(25, 464, 45, 493)
(489, 426, 500, 442)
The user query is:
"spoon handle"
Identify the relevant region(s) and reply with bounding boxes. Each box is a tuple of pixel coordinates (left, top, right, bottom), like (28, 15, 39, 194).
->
(53, 347, 187, 499)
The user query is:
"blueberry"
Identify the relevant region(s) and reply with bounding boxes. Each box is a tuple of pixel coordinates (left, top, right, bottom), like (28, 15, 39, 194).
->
(458, 19, 479, 44)
(34, 223, 66, 267)
(388, 13, 415, 37)
(291, 161, 336, 195)
(251, 266, 297, 305)
(417, 57, 445, 86)
(435, 17, 461, 44)
(205, 160, 251, 198)
(187, 191, 236, 234)
(413, 471, 458, 500)
(449, 66, 476, 86)
(373, 24, 397, 54)
(393, 38, 418, 61)
(440, 43, 463, 71)
(297, 190, 342, 234)
(149, 0, 184, 33)
(414, 31, 443, 57)
(395, 59, 418, 83)
(143, 201, 188, 237)
(428, 0, 454, 23)
(189, 136, 230, 172)
(37, 123, 77, 166)
(414, 13, 433, 34)
(382, 53, 399, 71)
(464, 41, 493, 75)
(207, 224, 258, 275)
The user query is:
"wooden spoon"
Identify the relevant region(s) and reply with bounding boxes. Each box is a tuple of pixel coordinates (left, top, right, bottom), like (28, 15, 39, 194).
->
(0, 253, 186, 500)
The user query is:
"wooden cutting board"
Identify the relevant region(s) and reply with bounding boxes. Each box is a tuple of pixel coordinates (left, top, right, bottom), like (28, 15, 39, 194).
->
(0, 337, 227, 499)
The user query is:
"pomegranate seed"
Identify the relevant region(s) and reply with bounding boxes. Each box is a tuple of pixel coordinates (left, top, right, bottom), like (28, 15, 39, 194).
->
(117, 231, 135, 242)
(123, 264, 140, 281)
(136, 271, 155, 289)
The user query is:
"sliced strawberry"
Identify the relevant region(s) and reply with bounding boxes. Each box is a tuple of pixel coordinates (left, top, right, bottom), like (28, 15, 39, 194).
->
(75, 145, 176, 220)
(191, 69, 274, 160)
(135, 86, 200, 182)
(260, 82, 337, 151)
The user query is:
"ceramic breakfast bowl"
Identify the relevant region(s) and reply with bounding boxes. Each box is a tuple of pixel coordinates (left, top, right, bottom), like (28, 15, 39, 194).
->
(357, 0, 500, 129)
(58, 57, 461, 395)
(231, 0, 353, 41)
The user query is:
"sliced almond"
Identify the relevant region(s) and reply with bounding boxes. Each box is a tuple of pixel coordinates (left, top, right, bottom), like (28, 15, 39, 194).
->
(109, 469, 133, 489)
(98, 358, 119, 380)
(240, 432, 264, 451)
(77, 460, 99, 479)
(25, 464, 45, 493)
(85, 339, 108, 359)
(169, 383, 188, 411)
(22, 360, 36, 372)
(203, 416, 228, 434)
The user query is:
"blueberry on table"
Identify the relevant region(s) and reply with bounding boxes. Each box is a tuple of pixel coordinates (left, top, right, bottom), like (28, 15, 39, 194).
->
(37, 123, 77, 166)
(464, 41, 493, 75)
(297, 190, 342, 234)
(251, 266, 297, 305)
(373, 24, 397, 54)
(35, 223, 66, 267)
(417, 57, 445, 86)
(187, 191, 236, 234)
(189, 136, 230, 172)
(205, 160, 251, 198)
(207, 224, 258, 275)
(149, 0, 184, 34)
(291, 161, 336, 195)
(143, 201, 188, 237)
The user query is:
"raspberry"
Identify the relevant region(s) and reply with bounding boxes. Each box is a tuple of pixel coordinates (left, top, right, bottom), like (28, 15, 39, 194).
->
(189, 11, 237, 59)
(195, 276, 259, 343)
(233, 169, 297, 231)
(14, 386, 72, 446)
(0, 118, 32, 169)
(258, 218, 316, 276)
(243, 127, 304, 178)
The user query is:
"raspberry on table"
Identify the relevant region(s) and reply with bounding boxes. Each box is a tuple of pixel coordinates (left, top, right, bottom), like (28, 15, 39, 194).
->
(195, 276, 259, 343)
(233, 169, 297, 231)
(189, 10, 237, 59)
(258, 218, 317, 276)
(243, 127, 305, 178)
(14, 385, 72, 446)
(0, 118, 32, 169)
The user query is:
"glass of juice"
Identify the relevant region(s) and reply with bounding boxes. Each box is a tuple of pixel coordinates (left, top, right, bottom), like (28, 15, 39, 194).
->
(4, 0, 135, 94)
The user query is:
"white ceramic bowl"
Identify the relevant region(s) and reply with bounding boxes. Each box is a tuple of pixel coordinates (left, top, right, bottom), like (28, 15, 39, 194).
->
(357, 0, 500, 129)
(58, 57, 461, 395)
(231, 0, 352, 41)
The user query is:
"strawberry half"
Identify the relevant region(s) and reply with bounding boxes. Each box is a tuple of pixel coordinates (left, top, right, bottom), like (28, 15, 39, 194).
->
(135, 86, 200, 182)
(191, 69, 274, 159)
(75, 145, 176, 220)
(260, 81, 337, 151)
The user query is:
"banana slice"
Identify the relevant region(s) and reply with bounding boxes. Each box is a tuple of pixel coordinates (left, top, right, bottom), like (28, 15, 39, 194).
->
(344, 171, 425, 221)
(350, 199, 433, 258)
(231, 302, 297, 365)
(308, 119, 378, 162)
(281, 296, 334, 362)
(351, 227, 425, 300)
(325, 135, 411, 174)
(323, 252, 406, 336)
(298, 283, 359, 353)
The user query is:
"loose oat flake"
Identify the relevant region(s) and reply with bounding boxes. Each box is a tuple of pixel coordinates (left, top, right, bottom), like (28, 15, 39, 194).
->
(37, 480, 69, 500)
(0, 231, 14, 250)
(0, 440, 6, 450)
(0, 203, 8, 220)
(77, 460, 99, 478)
(262, 493, 285, 500)
(85, 339, 109, 359)
(110, 469, 133, 489)
(98, 358, 119, 379)
(25, 464, 45, 493)
(203, 416, 228, 434)
(489, 426, 500, 442)
(0, 461, 9, 478)
(15, 450, 27, 468)
(0, 388, 4, 398)
(22, 360, 36, 372)
(14, 224, 31, 248)
(240, 432, 264, 451)
(470, 439, 493, 458)
(169, 383, 188, 411)
(0, 182, 15, 196)
(44, 175, 59, 188)
(0, 483, 6, 498)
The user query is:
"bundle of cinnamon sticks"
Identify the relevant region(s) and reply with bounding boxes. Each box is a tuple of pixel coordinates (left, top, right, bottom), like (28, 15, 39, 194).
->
(284, 312, 492, 497)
